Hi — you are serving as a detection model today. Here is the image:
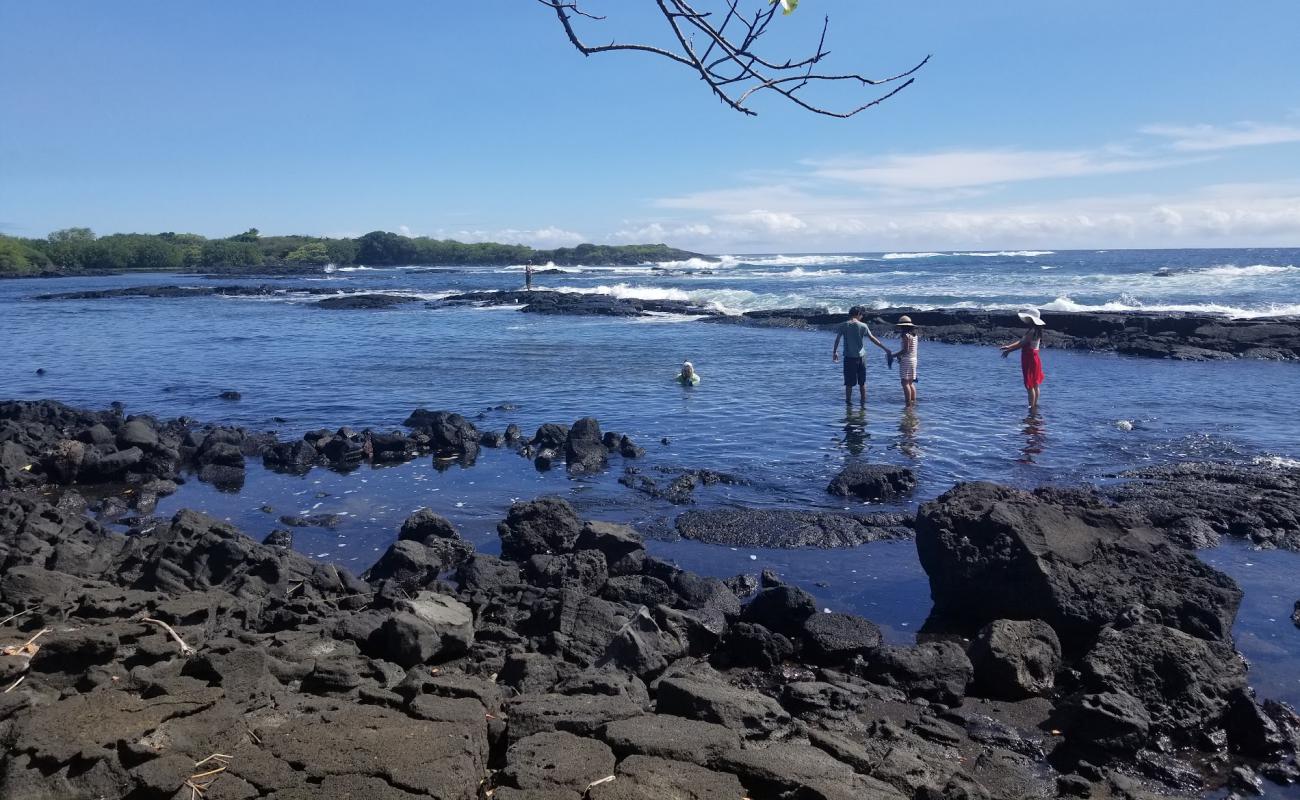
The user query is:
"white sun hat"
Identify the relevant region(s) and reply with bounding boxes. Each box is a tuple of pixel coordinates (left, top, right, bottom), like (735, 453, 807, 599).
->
(682, 361, 694, 370)
(1017, 308, 1047, 326)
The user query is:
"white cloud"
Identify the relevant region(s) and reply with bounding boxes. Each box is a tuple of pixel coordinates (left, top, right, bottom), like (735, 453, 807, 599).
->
(615, 182, 1300, 251)
(437, 226, 587, 248)
(805, 148, 1191, 190)
(611, 221, 714, 242)
(1141, 121, 1300, 152)
(621, 119, 1300, 250)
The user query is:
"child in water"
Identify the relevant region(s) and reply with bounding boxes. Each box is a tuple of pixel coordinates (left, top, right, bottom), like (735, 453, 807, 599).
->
(889, 315, 919, 406)
(676, 361, 701, 386)
(1000, 308, 1046, 409)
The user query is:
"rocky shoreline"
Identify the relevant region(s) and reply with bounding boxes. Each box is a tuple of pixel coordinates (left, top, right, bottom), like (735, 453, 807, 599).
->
(32, 285, 1300, 361)
(2, 399, 1299, 798)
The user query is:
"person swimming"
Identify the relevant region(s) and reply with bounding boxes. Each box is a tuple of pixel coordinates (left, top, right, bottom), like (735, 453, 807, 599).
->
(676, 361, 701, 386)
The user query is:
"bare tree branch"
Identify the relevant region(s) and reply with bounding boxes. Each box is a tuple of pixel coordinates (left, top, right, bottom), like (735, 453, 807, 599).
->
(538, 0, 928, 117)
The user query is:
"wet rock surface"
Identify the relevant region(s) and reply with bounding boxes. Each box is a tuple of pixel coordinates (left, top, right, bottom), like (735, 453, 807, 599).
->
(315, 293, 416, 309)
(675, 507, 914, 548)
(1108, 460, 1300, 551)
(2, 399, 1299, 798)
(827, 462, 917, 502)
(436, 289, 718, 318)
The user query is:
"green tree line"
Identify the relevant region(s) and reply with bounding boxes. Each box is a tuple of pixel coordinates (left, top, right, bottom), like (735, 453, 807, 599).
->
(0, 228, 704, 276)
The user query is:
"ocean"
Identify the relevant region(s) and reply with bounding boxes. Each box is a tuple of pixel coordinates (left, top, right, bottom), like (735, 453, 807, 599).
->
(2, 246, 1298, 713)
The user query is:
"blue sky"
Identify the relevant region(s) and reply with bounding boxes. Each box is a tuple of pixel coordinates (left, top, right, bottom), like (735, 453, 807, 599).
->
(2, 0, 1299, 252)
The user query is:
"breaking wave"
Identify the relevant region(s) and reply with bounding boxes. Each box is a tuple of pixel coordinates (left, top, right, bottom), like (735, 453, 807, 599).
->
(954, 250, 1056, 258)
(1040, 295, 1300, 319)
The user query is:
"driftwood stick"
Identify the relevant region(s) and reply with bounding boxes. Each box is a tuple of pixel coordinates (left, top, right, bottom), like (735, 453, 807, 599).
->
(141, 617, 195, 656)
(3, 675, 25, 693)
(0, 608, 33, 627)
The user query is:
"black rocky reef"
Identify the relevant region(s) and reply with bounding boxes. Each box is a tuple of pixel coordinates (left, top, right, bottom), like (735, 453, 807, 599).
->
(706, 306, 1300, 362)
(2, 485, 1298, 799)
(434, 289, 719, 318)
(0, 399, 270, 500)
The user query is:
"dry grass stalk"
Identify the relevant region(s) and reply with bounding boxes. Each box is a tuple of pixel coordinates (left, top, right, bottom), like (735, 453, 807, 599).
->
(184, 753, 232, 799)
(3, 675, 25, 693)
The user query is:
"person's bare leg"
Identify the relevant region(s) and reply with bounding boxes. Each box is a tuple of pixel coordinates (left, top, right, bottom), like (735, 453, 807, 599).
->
(859, 382, 867, 405)
(845, 385, 853, 405)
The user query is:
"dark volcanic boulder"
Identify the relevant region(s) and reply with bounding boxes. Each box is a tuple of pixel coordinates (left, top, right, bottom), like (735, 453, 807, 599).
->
(861, 641, 973, 705)
(676, 507, 913, 548)
(827, 463, 917, 501)
(398, 508, 459, 543)
(498, 497, 583, 559)
(262, 439, 318, 473)
(1077, 623, 1246, 739)
(741, 584, 817, 637)
(915, 482, 1242, 647)
(968, 619, 1061, 699)
(403, 409, 480, 460)
(801, 612, 883, 664)
(369, 594, 474, 667)
(565, 417, 607, 474)
(531, 422, 570, 450)
(655, 676, 790, 739)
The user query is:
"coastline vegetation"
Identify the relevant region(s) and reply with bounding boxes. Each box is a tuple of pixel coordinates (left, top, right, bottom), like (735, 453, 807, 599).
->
(0, 227, 705, 276)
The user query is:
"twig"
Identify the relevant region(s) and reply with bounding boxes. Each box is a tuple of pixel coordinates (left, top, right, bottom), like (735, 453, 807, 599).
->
(3, 675, 24, 693)
(0, 608, 32, 627)
(539, 0, 927, 117)
(141, 617, 195, 657)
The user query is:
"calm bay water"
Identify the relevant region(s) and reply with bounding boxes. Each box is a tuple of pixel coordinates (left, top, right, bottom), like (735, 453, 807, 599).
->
(1, 247, 1298, 719)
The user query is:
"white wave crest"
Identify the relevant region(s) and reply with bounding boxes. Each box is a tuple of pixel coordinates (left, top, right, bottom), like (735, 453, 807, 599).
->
(652, 257, 730, 270)
(1040, 295, 1300, 319)
(882, 252, 947, 260)
(1192, 264, 1297, 278)
(954, 250, 1056, 257)
(1253, 455, 1300, 470)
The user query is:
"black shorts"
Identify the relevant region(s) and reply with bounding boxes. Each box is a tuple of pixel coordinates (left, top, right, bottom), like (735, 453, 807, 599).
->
(843, 356, 866, 386)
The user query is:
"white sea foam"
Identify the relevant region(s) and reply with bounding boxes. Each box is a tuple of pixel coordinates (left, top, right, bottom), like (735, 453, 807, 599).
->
(1040, 294, 1300, 319)
(954, 250, 1056, 258)
(552, 283, 812, 315)
(652, 257, 731, 270)
(747, 267, 847, 278)
(734, 254, 871, 267)
(1253, 455, 1300, 470)
(882, 252, 947, 260)
(1191, 264, 1297, 278)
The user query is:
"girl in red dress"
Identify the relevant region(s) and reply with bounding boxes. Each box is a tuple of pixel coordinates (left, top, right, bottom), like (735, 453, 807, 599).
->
(1000, 308, 1046, 409)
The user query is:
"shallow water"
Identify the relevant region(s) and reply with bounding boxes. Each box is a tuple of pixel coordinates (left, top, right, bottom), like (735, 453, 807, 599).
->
(2, 252, 1299, 787)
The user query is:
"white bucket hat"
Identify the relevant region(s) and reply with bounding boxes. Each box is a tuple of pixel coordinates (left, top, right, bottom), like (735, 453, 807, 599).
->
(1017, 308, 1047, 327)
(682, 361, 694, 370)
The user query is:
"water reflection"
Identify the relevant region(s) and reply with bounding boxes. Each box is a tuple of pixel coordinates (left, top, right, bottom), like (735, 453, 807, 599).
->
(1019, 411, 1047, 463)
(898, 409, 921, 460)
(841, 406, 869, 455)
